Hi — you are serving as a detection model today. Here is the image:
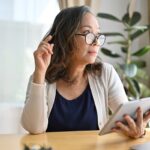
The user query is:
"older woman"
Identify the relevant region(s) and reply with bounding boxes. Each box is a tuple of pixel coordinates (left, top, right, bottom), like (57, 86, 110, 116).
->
(21, 5, 150, 138)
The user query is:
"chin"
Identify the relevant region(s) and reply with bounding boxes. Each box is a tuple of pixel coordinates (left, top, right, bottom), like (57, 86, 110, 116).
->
(87, 59, 96, 64)
(89, 61, 95, 64)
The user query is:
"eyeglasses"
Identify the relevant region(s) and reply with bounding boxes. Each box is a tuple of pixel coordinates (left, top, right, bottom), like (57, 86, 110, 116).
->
(75, 32, 106, 46)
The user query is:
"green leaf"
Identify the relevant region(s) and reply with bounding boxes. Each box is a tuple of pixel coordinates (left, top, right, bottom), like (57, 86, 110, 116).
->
(121, 47, 128, 53)
(130, 25, 150, 40)
(121, 64, 137, 77)
(130, 12, 141, 26)
(132, 79, 141, 94)
(101, 48, 121, 58)
(125, 77, 140, 99)
(97, 13, 121, 22)
(135, 69, 149, 81)
(122, 13, 130, 24)
(131, 60, 146, 68)
(131, 26, 148, 30)
(108, 40, 128, 46)
(123, 10, 141, 26)
(126, 26, 148, 33)
(101, 32, 124, 37)
(125, 26, 148, 32)
(139, 83, 150, 97)
(132, 46, 150, 56)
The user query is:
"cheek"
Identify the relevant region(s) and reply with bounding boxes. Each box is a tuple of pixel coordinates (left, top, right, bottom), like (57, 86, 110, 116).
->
(77, 39, 85, 47)
(76, 37, 87, 47)
(76, 39, 89, 52)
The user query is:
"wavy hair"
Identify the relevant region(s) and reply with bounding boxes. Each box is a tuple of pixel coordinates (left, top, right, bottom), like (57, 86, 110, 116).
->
(45, 5, 103, 83)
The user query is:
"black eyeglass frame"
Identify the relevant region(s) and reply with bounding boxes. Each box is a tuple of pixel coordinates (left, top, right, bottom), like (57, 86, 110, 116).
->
(75, 32, 106, 46)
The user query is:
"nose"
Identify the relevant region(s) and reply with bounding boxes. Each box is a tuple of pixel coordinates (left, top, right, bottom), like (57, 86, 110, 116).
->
(92, 37, 99, 46)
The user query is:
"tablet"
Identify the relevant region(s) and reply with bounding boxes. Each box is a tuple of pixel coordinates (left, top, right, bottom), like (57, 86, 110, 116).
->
(99, 97, 150, 135)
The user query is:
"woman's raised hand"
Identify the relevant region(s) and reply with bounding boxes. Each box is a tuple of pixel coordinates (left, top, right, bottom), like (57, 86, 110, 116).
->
(33, 35, 54, 84)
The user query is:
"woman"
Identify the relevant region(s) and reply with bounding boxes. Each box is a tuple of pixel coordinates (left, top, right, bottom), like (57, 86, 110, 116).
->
(21, 5, 150, 138)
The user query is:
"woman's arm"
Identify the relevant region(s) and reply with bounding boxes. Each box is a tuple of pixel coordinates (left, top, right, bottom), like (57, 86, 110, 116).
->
(21, 35, 54, 134)
(21, 75, 48, 134)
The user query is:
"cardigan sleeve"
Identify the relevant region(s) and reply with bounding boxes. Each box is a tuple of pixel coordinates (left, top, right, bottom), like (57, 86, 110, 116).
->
(106, 64, 128, 112)
(21, 75, 49, 134)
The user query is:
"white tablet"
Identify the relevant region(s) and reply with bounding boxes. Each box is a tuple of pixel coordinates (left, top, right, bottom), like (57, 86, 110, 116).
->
(99, 97, 150, 135)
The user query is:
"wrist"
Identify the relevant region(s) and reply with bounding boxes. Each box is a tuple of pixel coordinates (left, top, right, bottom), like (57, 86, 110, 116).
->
(33, 70, 46, 84)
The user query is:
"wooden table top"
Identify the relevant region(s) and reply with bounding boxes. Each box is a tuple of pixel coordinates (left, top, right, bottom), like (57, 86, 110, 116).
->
(1, 130, 150, 150)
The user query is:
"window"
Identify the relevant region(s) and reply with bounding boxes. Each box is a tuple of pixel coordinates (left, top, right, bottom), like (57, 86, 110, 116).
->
(0, 0, 60, 103)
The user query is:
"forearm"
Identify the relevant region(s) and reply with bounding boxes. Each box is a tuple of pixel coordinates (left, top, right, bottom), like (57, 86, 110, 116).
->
(21, 82, 48, 134)
(33, 69, 46, 84)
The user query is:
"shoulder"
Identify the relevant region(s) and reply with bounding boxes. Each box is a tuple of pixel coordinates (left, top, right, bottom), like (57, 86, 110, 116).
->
(88, 62, 115, 86)
(92, 62, 121, 88)
(101, 62, 114, 72)
(101, 62, 116, 79)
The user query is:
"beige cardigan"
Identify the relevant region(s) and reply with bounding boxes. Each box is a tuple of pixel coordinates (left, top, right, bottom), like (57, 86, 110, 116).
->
(21, 63, 128, 134)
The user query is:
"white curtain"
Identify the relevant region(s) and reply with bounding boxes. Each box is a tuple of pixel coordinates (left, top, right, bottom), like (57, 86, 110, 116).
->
(58, 0, 101, 14)
(0, 0, 59, 103)
(58, 0, 92, 9)
(0, 0, 59, 133)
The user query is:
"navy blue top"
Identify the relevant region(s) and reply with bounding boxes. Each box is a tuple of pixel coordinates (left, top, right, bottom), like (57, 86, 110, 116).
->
(46, 84, 98, 132)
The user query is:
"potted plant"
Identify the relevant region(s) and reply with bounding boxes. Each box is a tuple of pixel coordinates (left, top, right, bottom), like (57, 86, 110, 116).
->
(97, 2, 150, 100)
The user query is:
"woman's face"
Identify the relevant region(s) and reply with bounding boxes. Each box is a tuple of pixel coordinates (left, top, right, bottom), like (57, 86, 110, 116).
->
(72, 12, 101, 65)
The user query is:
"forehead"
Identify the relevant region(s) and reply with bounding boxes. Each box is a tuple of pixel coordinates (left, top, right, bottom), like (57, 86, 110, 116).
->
(80, 12, 100, 29)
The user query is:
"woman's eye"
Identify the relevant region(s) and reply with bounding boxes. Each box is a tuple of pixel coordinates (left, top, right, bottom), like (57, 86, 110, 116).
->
(83, 30, 90, 34)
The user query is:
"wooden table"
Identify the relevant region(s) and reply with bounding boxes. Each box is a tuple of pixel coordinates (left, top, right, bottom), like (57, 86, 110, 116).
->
(1, 130, 150, 150)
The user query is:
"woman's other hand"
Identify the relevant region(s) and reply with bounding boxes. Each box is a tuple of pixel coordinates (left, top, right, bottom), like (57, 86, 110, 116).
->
(33, 35, 54, 84)
(112, 107, 150, 139)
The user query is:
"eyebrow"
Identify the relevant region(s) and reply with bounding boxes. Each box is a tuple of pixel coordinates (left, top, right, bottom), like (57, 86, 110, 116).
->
(80, 25, 100, 30)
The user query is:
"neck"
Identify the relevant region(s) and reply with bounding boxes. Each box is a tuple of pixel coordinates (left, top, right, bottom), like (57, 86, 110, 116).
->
(63, 64, 87, 85)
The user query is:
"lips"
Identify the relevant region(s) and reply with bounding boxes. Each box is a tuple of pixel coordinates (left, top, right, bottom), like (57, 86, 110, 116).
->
(88, 51, 97, 55)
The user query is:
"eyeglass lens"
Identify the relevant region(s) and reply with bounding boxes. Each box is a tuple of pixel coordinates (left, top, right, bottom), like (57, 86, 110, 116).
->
(85, 33, 105, 46)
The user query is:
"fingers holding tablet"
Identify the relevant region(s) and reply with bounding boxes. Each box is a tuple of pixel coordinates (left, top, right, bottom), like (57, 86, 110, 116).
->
(112, 107, 146, 138)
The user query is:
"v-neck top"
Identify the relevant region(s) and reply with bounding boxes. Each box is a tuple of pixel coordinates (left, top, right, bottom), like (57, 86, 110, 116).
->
(46, 84, 98, 131)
